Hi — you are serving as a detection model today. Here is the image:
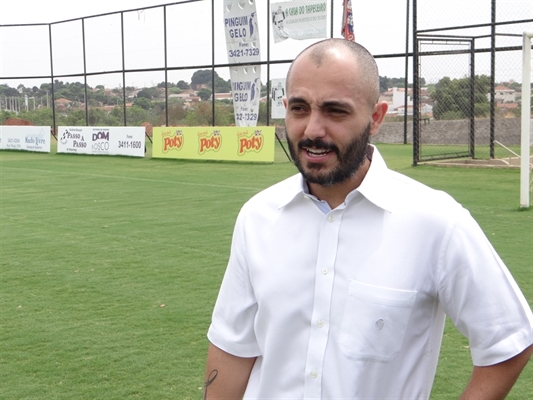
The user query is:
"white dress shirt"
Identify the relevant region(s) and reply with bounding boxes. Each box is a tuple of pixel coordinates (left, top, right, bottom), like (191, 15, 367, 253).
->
(208, 146, 533, 399)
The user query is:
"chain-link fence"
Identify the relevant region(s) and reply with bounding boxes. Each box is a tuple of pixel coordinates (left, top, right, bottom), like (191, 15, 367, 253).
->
(1, 0, 531, 162)
(412, 0, 532, 164)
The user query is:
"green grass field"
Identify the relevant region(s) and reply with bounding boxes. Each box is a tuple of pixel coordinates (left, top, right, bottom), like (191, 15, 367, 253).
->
(1, 141, 531, 399)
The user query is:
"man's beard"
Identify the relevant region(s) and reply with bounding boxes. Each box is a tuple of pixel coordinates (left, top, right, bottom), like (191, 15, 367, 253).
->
(287, 123, 371, 187)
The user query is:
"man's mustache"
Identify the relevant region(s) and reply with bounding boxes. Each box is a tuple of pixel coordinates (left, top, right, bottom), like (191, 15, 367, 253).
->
(297, 138, 339, 153)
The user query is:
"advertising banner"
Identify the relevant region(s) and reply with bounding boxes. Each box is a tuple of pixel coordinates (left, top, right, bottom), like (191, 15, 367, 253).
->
(230, 66, 262, 126)
(271, 78, 287, 119)
(57, 126, 145, 157)
(223, 0, 261, 64)
(0, 126, 51, 153)
(152, 126, 275, 163)
(271, 1, 327, 43)
(224, 0, 262, 127)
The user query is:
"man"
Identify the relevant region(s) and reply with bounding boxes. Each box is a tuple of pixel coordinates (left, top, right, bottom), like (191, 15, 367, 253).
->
(204, 39, 533, 399)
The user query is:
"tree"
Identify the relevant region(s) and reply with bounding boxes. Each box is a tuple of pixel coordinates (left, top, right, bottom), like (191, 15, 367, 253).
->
(432, 75, 490, 120)
(185, 102, 212, 126)
(191, 70, 231, 92)
(177, 80, 190, 90)
(142, 87, 160, 99)
(191, 70, 213, 86)
(0, 84, 19, 97)
(197, 88, 212, 101)
(133, 97, 152, 110)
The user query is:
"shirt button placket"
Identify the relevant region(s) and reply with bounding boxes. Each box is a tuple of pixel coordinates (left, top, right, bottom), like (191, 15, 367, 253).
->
(304, 210, 342, 399)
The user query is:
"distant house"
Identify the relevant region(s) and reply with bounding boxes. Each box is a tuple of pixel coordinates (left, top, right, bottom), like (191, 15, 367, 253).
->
(54, 98, 71, 105)
(390, 103, 433, 118)
(488, 85, 516, 103)
(54, 98, 72, 112)
(169, 90, 200, 102)
(214, 93, 233, 101)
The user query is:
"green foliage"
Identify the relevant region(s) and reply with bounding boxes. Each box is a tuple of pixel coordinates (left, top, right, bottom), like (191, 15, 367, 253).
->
(164, 103, 188, 125)
(0, 84, 20, 97)
(133, 97, 153, 110)
(136, 87, 159, 100)
(378, 76, 420, 93)
(191, 69, 213, 85)
(214, 103, 234, 126)
(190, 70, 231, 92)
(185, 102, 212, 126)
(177, 80, 190, 90)
(126, 105, 149, 125)
(12, 108, 53, 126)
(0, 110, 17, 123)
(197, 88, 212, 101)
(432, 75, 491, 120)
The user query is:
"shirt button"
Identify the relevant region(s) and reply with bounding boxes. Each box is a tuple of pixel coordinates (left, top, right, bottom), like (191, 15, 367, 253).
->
(327, 215, 335, 223)
(317, 319, 324, 328)
(321, 268, 328, 275)
(310, 371, 318, 379)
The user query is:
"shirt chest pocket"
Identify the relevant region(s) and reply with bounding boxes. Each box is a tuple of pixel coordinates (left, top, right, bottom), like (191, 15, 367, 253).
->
(338, 280, 417, 363)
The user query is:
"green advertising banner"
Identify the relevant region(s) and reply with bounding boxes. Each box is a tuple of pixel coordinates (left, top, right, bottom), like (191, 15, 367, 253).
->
(152, 126, 275, 163)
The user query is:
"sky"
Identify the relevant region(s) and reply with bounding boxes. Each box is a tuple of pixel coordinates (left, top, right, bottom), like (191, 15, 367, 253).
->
(0, 0, 531, 89)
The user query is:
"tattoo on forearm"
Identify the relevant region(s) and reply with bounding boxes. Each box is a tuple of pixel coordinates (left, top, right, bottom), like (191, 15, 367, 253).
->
(203, 369, 218, 400)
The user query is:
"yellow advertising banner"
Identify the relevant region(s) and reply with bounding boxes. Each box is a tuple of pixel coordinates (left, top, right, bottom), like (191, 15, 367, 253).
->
(152, 126, 275, 162)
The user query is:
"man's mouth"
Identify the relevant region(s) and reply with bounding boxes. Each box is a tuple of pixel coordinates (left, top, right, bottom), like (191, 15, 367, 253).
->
(304, 147, 332, 157)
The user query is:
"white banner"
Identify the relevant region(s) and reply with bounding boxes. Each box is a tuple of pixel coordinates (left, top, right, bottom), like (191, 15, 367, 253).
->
(230, 66, 262, 126)
(271, 78, 287, 119)
(223, 0, 261, 64)
(271, 1, 327, 44)
(224, 0, 262, 127)
(0, 126, 51, 153)
(57, 127, 145, 157)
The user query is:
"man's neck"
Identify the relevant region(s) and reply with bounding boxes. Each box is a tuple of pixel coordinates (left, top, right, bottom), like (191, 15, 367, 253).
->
(308, 158, 371, 210)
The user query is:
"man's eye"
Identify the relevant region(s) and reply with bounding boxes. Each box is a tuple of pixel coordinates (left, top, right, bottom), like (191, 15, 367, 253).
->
(330, 108, 347, 114)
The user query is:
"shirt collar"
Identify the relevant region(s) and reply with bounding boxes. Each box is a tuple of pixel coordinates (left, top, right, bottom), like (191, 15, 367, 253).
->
(277, 145, 395, 213)
(356, 145, 395, 213)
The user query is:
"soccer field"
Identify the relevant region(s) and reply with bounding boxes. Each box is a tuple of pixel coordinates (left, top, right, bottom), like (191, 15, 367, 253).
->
(1, 142, 531, 399)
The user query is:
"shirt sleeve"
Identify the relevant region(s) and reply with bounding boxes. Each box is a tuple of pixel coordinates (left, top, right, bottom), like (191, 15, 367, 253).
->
(207, 207, 261, 358)
(437, 207, 533, 366)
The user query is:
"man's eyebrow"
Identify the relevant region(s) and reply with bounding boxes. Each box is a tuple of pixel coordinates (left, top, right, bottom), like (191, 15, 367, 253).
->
(287, 97, 352, 110)
(317, 100, 353, 110)
(287, 96, 309, 105)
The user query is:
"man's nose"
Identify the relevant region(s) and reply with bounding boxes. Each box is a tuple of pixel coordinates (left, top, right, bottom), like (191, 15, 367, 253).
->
(304, 111, 327, 141)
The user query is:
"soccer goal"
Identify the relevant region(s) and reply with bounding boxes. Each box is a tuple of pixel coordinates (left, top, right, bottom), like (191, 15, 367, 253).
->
(520, 31, 533, 209)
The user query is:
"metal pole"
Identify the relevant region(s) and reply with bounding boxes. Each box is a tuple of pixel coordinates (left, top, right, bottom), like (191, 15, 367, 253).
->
(164, 5, 169, 128)
(49, 24, 57, 139)
(403, 0, 410, 145)
(82, 18, 89, 126)
(520, 32, 532, 208)
(266, 0, 271, 127)
(470, 39, 475, 158)
(121, 12, 127, 126)
(211, 0, 215, 126)
(412, 0, 419, 165)
(489, 0, 496, 158)
(330, 0, 334, 38)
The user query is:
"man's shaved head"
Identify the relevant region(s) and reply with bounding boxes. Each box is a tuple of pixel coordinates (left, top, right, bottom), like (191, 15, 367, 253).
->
(286, 39, 380, 107)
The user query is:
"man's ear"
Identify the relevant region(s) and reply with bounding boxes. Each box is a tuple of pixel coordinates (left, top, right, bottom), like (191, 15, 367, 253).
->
(369, 101, 388, 136)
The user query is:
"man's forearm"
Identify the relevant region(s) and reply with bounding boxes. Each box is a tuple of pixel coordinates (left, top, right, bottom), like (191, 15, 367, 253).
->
(204, 343, 257, 399)
(459, 345, 533, 400)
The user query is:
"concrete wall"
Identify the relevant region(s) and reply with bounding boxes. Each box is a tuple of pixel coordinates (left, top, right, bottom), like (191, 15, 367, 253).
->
(275, 118, 532, 146)
(373, 118, 530, 146)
